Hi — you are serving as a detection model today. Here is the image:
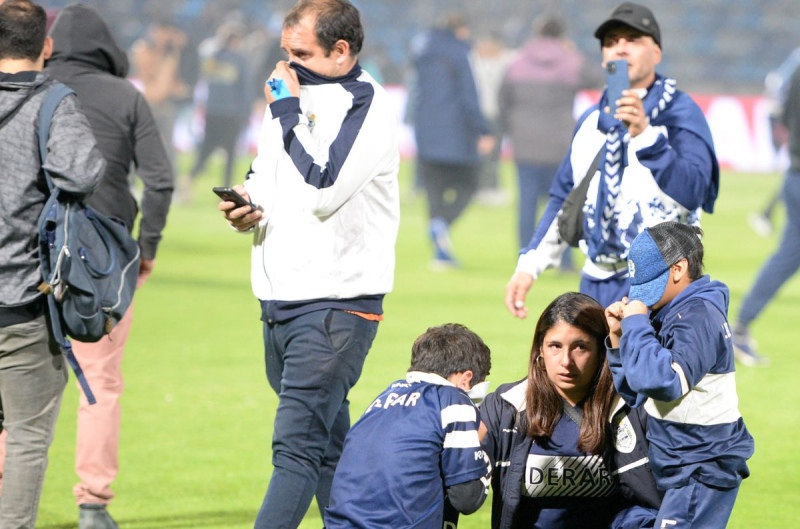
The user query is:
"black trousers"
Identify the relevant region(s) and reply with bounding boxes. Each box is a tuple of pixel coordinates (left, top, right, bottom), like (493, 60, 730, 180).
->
(419, 160, 480, 225)
(190, 114, 246, 187)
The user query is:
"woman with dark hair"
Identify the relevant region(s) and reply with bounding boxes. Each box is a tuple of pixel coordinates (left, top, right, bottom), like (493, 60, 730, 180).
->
(480, 292, 660, 529)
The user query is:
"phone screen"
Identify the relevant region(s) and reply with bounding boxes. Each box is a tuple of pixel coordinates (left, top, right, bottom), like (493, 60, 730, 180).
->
(605, 60, 630, 116)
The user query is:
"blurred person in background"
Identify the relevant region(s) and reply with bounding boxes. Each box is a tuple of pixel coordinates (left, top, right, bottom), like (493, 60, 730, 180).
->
(243, 20, 285, 117)
(359, 42, 402, 86)
(409, 12, 495, 268)
(216, 1, 400, 528)
(472, 31, 512, 208)
(732, 63, 800, 367)
(130, 17, 190, 170)
(45, 4, 174, 527)
(505, 2, 719, 313)
(498, 14, 602, 271)
(0, 1, 105, 527)
(748, 47, 800, 237)
(182, 18, 252, 200)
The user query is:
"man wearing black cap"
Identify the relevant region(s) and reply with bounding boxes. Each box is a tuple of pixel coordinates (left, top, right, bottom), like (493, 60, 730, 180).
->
(505, 2, 720, 314)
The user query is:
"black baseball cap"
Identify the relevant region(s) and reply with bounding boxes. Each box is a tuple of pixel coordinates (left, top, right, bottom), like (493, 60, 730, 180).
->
(594, 2, 661, 48)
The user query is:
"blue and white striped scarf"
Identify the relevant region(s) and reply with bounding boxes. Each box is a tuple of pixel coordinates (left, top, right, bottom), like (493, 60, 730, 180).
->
(588, 76, 677, 263)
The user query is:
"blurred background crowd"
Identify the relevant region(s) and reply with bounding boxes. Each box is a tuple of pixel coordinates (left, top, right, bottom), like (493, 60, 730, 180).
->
(37, 0, 800, 93)
(36, 0, 800, 184)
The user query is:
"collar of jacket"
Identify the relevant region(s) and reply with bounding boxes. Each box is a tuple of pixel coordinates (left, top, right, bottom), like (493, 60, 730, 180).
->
(291, 61, 363, 86)
(0, 71, 39, 83)
(502, 379, 625, 422)
(406, 371, 456, 387)
(500, 379, 528, 412)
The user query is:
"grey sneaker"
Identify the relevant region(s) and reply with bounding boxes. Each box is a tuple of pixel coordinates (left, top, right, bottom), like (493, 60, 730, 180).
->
(79, 504, 119, 529)
(733, 331, 770, 367)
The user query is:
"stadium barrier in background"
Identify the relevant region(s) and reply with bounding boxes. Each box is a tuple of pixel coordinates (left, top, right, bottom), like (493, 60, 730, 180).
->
(170, 84, 784, 174)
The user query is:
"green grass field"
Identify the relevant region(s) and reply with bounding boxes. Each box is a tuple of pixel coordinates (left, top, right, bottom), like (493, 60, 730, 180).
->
(35, 158, 800, 528)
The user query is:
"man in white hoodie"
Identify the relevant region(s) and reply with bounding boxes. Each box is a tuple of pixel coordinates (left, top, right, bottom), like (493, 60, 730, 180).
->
(216, 1, 400, 528)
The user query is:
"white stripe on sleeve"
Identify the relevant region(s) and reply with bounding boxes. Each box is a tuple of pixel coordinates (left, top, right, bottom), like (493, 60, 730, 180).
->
(441, 404, 477, 428)
(443, 430, 481, 449)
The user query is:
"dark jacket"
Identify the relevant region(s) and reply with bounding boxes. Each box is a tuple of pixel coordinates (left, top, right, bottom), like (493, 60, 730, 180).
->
(47, 4, 174, 260)
(498, 36, 601, 165)
(612, 276, 754, 491)
(480, 380, 662, 529)
(784, 66, 800, 173)
(0, 71, 104, 310)
(410, 28, 489, 165)
(200, 44, 253, 119)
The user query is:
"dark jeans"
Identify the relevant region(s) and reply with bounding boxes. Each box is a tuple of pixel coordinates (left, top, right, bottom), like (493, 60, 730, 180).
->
(738, 171, 800, 326)
(255, 308, 378, 529)
(516, 162, 558, 248)
(580, 270, 630, 308)
(517, 162, 573, 269)
(420, 160, 480, 225)
(656, 478, 739, 529)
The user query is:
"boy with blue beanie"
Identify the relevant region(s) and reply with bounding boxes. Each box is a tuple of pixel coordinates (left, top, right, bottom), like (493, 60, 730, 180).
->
(605, 221, 754, 529)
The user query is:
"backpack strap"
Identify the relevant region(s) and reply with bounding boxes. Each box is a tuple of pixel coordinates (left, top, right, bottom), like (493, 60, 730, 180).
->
(557, 147, 604, 247)
(38, 81, 74, 191)
(575, 147, 604, 207)
(37, 81, 97, 405)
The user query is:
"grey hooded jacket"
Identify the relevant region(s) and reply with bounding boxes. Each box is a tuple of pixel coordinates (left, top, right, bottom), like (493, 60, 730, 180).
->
(0, 71, 105, 308)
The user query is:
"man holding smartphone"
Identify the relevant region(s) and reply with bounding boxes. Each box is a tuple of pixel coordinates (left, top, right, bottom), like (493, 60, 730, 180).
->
(215, 1, 400, 528)
(505, 2, 720, 311)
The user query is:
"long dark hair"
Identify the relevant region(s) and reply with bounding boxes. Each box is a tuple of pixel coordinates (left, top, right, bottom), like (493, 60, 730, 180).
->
(525, 292, 616, 454)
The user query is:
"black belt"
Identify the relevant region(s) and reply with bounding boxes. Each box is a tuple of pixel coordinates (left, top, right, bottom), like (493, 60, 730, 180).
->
(0, 297, 45, 327)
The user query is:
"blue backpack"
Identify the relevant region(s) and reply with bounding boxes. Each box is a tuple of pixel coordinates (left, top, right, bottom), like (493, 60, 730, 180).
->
(36, 82, 141, 404)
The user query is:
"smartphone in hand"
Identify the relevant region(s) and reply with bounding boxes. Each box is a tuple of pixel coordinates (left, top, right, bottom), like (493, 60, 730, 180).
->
(212, 186, 254, 210)
(605, 60, 630, 116)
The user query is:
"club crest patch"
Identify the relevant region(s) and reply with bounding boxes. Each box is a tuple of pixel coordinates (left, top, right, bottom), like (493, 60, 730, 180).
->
(628, 259, 636, 278)
(613, 415, 636, 454)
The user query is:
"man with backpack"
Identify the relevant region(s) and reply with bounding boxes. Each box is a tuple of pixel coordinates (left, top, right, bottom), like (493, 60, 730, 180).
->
(0, 1, 105, 527)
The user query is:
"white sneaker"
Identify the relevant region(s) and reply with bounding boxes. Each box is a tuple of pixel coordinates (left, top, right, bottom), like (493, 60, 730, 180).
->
(747, 213, 773, 238)
(475, 188, 511, 207)
(733, 331, 770, 367)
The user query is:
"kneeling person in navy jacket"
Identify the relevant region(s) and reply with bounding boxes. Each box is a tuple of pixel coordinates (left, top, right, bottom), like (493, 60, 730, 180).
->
(324, 323, 492, 528)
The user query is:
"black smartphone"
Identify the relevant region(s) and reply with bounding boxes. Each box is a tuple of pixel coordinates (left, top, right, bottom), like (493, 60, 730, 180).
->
(605, 60, 630, 116)
(212, 186, 254, 209)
